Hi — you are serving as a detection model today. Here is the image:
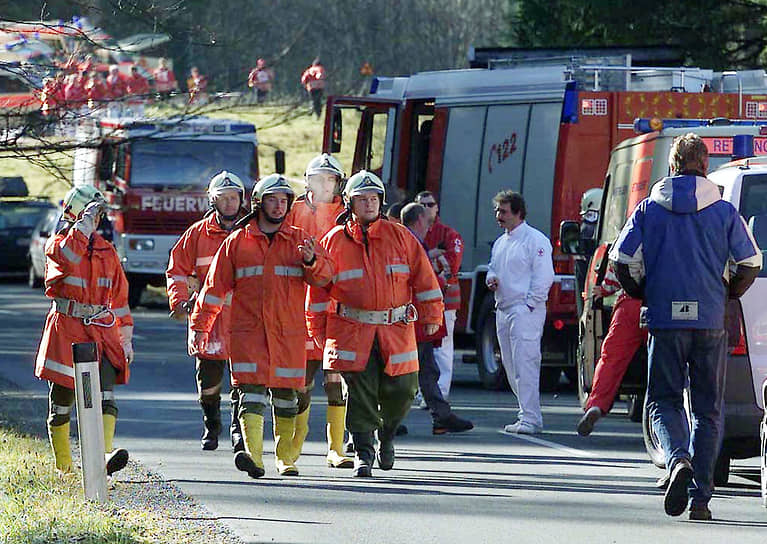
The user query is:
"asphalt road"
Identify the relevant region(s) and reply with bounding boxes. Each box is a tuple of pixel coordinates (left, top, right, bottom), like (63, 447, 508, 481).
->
(1, 281, 765, 543)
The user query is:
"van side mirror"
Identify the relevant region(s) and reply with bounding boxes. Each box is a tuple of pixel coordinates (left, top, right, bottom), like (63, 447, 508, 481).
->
(559, 220, 582, 255)
(331, 108, 342, 153)
(274, 150, 285, 174)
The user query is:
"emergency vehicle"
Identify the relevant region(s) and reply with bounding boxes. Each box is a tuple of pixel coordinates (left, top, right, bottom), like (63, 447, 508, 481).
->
(72, 115, 258, 306)
(322, 58, 767, 390)
(561, 121, 767, 485)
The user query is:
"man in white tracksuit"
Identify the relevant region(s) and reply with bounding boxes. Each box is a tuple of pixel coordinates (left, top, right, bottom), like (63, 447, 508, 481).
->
(487, 190, 554, 434)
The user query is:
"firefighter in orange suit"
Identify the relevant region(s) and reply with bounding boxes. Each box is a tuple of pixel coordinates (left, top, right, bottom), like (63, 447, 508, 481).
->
(35, 185, 133, 476)
(285, 153, 352, 468)
(167, 171, 247, 452)
(189, 174, 332, 478)
(307, 170, 444, 477)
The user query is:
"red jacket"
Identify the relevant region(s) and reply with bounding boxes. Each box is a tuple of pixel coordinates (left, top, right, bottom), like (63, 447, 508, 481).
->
(35, 226, 133, 389)
(307, 218, 444, 376)
(126, 74, 150, 96)
(190, 219, 332, 389)
(153, 67, 177, 92)
(106, 74, 126, 99)
(167, 213, 233, 360)
(286, 196, 345, 361)
(301, 65, 326, 92)
(424, 217, 464, 311)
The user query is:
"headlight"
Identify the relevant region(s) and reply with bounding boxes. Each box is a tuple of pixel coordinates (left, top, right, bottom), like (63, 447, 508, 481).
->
(128, 238, 155, 251)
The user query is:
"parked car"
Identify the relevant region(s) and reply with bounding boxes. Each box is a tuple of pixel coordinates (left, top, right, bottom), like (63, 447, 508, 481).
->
(27, 207, 60, 288)
(0, 197, 55, 278)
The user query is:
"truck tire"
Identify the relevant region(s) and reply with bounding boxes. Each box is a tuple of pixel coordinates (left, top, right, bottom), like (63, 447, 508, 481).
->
(643, 388, 693, 468)
(475, 294, 507, 390)
(626, 393, 643, 423)
(128, 278, 146, 309)
(576, 340, 591, 409)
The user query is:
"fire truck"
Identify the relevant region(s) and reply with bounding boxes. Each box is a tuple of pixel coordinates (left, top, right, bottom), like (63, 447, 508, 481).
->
(72, 115, 259, 306)
(321, 56, 767, 390)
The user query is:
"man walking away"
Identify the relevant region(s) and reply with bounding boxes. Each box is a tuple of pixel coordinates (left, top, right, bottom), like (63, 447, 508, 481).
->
(610, 133, 761, 520)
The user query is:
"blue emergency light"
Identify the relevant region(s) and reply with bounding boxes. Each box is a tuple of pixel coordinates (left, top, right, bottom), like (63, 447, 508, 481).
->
(634, 117, 767, 134)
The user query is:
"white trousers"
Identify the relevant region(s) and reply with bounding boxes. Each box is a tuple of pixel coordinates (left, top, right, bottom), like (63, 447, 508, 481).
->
(496, 305, 545, 428)
(434, 309, 456, 398)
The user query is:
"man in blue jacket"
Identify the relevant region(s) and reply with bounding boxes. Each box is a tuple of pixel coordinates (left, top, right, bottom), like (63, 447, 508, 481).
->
(610, 133, 762, 520)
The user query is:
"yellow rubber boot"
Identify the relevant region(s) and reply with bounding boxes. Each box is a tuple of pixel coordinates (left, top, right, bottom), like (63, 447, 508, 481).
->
(48, 422, 72, 473)
(326, 405, 354, 468)
(273, 415, 299, 476)
(290, 405, 311, 463)
(103, 413, 117, 453)
(234, 413, 265, 478)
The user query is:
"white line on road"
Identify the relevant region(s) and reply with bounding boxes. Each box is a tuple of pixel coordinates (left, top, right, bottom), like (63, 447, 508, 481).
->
(498, 430, 595, 458)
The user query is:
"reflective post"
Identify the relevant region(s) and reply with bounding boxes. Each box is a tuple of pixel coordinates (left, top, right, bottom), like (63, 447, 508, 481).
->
(72, 342, 107, 502)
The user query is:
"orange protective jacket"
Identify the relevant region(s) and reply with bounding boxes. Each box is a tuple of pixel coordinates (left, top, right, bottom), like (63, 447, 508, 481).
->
(167, 213, 232, 360)
(35, 226, 133, 389)
(189, 219, 332, 389)
(424, 218, 464, 311)
(301, 65, 326, 91)
(307, 218, 444, 376)
(286, 196, 345, 361)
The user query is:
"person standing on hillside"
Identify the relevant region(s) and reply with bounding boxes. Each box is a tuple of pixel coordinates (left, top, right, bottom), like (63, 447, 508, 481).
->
(301, 58, 326, 118)
(153, 58, 178, 97)
(248, 58, 274, 104)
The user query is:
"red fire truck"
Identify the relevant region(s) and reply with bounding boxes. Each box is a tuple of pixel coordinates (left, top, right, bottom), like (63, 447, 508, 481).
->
(321, 59, 767, 389)
(72, 116, 259, 306)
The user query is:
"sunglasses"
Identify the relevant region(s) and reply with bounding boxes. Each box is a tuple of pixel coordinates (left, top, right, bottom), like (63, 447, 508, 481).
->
(421, 202, 437, 208)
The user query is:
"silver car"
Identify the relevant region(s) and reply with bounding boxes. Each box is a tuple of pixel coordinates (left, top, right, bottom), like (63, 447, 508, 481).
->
(27, 208, 60, 288)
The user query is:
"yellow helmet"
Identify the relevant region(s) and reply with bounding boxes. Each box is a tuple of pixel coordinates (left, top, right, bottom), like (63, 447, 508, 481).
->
(62, 185, 105, 222)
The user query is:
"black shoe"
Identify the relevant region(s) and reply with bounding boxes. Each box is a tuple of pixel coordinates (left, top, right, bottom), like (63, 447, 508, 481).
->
(433, 413, 474, 435)
(234, 451, 265, 479)
(395, 424, 408, 436)
(655, 473, 670, 490)
(576, 407, 602, 437)
(106, 448, 129, 476)
(353, 457, 372, 477)
(351, 431, 375, 477)
(231, 432, 244, 453)
(376, 440, 395, 471)
(344, 439, 355, 454)
(689, 503, 712, 521)
(664, 459, 693, 517)
(201, 430, 219, 451)
(200, 402, 221, 451)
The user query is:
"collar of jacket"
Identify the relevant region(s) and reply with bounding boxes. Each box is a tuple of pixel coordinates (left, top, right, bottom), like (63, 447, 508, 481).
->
(243, 217, 292, 240)
(345, 216, 386, 243)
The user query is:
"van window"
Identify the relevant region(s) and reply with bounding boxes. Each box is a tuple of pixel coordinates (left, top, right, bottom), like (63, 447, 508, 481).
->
(740, 174, 767, 276)
(601, 163, 632, 244)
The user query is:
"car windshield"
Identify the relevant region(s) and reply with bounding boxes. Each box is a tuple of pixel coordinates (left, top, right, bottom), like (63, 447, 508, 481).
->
(739, 173, 767, 276)
(0, 203, 53, 230)
(129, 140, 255, 189)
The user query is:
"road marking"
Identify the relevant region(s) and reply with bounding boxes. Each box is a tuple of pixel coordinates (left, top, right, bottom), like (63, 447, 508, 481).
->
(498, 430, 595, 458)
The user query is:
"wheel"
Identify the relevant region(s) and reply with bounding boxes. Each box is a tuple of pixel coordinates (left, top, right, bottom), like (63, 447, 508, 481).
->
(540, 367, 561, 392)
(643, 388, 693, 468)
(713, 451, 730, 487)
(28, 263, 43, 289)
(626, 393, 644, 423)
(576, 339, 591, 409)
(128, 278, 146, 309)
(761, 416, 767, 507)
(474, 294, 507, 390)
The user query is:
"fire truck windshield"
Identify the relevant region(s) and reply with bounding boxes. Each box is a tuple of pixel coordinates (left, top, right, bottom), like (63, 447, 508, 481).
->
(129, 140, 255, 188)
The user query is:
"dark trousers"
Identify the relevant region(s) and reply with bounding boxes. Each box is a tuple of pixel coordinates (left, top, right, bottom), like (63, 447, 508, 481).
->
(646, 328, 727, 506)
(417, 341, 451, 424)
(310, 89, 323, 117)
(48, 357, 118, 426)
(342, 340, 418, 437)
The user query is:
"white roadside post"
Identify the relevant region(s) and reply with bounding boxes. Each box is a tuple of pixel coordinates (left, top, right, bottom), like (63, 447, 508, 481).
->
(73, 342, 108, 502)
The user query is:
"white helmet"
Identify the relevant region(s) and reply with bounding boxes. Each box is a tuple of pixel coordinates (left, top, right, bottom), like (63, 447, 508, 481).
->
(207, 171, 246, 207)
(62, 185, 106, 222)
(580, 188, 603, 215)
(252, 173, 295, 210)
(343, 170, 385, 204)
(305, 153, 345, 179)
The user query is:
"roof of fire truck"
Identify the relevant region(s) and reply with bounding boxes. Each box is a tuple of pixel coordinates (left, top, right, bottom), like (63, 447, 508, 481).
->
(76, 115, 258, 143)
(369, 58, 767, 106)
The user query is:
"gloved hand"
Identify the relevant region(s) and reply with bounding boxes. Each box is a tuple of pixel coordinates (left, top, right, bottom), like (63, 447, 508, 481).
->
(119, 325, 134, 365)
(169, 301, 190, 322)
(76, 200, 104, 237)
(424, 323, 440, 336)
(189, 330, 208, 356)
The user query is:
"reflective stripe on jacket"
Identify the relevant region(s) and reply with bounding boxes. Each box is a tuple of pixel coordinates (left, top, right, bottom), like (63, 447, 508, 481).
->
(287, 197, 345, 361)
(307, 218, 444, 376)
(35, 226, 132, 389)
(190, 219, 332, 389)
(167, 214, 233, 359)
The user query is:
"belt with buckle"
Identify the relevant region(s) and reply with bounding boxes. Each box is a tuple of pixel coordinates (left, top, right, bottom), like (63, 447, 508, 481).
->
(337, 303, 417, 325)
(53, 297, 114, 327)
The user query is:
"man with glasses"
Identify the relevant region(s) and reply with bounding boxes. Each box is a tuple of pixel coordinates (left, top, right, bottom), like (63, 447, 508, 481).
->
(415, 191, 464, 401)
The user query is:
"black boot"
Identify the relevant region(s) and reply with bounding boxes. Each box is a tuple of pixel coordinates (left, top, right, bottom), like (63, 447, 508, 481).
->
(230, 394, 244, 453)
(351, 431, 375, 478)
(200, 401, 221, 451)
(106, 448, 129, 476)
(376, 427, 395, 471)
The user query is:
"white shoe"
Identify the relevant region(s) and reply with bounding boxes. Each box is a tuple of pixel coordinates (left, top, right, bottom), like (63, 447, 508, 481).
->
(503, 421, 542, 434)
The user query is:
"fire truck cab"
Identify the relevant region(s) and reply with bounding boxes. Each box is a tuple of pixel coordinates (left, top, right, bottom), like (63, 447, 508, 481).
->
(72, 116, 258, 306)
(323, 57, 767, 390)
